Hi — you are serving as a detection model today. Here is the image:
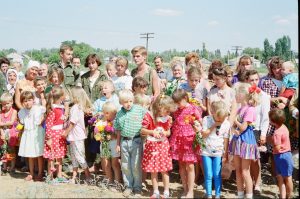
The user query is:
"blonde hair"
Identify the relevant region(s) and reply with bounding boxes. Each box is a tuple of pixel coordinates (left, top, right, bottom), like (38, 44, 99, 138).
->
(282, 61, 295, 72)
(105, 62, 116, 70)
(46, 86, 65, 115)
(116, 57, 128, 68)
(71, 86, 92, 111)
(98, 80, 115, 94)
(131, 46, 147, 56)
(152, 94, 176, 121)
(48, 66, 64, 84)
(0, 92, 13, 103)
(211, 101, 228, 118)
(118, 89, 134, 103)
(102, 101, 118, 114)
(134, 93, 151, 108)
(235, 83, 261, 107)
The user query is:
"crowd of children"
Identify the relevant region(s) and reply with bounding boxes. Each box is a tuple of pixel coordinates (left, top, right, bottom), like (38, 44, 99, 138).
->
(0, 47, 298, 199)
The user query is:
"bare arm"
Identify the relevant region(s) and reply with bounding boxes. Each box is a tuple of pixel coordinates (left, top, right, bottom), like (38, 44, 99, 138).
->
(116, 130, 121, 153)
(62, 122, 75, 138)
(14, 82, 23, 109)
(229, 100, 237, 126)
(151, 69, 160, 100)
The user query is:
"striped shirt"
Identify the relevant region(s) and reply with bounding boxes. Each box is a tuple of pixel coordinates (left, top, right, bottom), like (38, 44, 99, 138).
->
(114, 104, 146, 137)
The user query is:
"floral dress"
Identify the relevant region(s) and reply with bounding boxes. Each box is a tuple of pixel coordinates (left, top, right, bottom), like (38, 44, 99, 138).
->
(170, 104, 201, 163)
(142, 112, 173, 172)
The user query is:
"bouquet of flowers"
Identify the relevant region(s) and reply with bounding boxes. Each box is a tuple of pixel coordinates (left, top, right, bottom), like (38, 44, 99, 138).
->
(93, 119, 115, 158)
(183, 115, 206, 150)
(187, 92, 201, 107)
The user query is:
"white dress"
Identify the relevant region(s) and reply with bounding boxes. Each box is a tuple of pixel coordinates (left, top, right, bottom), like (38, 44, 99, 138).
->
(18, 105, 46, 157)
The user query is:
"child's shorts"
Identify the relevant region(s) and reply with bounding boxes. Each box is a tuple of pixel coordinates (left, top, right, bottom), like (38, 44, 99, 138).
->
(274, 151, 294, 177)
(100, 139, 120, 158)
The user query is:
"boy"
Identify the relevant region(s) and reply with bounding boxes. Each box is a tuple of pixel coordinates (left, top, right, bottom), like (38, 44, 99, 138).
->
(114, 89, 147, 197)
(267, 109, 294, 199)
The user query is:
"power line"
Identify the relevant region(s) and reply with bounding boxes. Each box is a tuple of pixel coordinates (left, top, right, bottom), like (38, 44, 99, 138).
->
(231, 46, 242, 57)
(140, 33, 154, 52)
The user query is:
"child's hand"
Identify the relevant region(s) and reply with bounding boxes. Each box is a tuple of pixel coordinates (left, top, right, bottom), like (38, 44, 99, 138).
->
(46, 139, 52, 146)
(152, 129, 161, 138)
(115, 145, 120, 153)
(61, 131, 68, 138)
(201, 130, 210, 139)
(222, 153, 228, 163)
(233, 129, 240, 136)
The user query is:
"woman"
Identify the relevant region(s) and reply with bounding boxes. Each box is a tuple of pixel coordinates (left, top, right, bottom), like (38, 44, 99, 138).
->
(164, 60, 186, 96)
(6, 68, 19, 96)
(14, 60, 39, 109)
(81, 54, 107, 172)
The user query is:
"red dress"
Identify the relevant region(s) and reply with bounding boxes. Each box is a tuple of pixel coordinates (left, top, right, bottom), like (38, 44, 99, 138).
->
(170, 104, 201, 163)
(43, 105, 66, 159)
(142, 112, 173, 172)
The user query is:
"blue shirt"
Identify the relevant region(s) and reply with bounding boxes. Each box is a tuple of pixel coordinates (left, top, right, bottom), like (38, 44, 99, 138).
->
(283, 73, 298, 89)
(93, 94, 121, 115)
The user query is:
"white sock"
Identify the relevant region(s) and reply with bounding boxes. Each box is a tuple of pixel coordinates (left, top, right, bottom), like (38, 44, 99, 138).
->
(246, 193, 253, 199)
(153, 189, 159, 195)
(163, 190, 169, 196)
(237, 191, 244, 198)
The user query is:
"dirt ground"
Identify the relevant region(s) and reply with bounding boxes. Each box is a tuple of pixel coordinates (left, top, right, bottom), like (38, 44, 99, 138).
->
(0, 160, 299, 198)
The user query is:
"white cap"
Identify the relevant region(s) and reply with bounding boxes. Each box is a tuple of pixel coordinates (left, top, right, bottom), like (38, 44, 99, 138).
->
(27, 60, 40, 70)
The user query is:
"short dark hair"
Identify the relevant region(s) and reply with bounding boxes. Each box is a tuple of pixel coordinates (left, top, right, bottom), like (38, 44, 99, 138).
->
(269, 109, 286, 126)
(20, 91, 34, 103)
(245, 70, 259, 80)
(0, 57, 10, 66)
(132, 77, 149, 91)
(59, 44, 73, 54)
(84, 54, 102, 67)
(153, 55, 163, 62)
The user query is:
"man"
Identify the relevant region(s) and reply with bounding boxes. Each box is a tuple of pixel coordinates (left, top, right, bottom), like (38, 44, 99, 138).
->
(48, 44, 80, 93)
(153, 56, 172, 90)
(131, 46, 160, 100)
(72, 56, 81, 68)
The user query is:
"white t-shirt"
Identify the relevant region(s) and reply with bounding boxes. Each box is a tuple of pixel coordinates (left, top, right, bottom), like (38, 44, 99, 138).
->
(67, 104, 87, 142)
(112, 75, 133, 93)
(201, 115, 230, 157)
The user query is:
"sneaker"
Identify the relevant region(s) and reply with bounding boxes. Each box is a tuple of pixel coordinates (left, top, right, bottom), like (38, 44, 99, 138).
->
(56, 177, 69, 183)
(123, 188, 133, 198)
(162, 191, 170, 198)
(150, 192, 160, 199)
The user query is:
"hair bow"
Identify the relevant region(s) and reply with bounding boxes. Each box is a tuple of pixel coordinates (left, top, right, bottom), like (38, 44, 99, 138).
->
(160, 94, 166, 99)
(248, 84, 261, 94)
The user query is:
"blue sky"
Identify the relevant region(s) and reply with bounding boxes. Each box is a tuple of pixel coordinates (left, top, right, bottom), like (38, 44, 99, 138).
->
(0, 0, 298, 55)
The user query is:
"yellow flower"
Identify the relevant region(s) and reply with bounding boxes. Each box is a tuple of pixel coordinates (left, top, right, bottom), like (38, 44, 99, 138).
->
(16, 123, 24, 131)
(94, 133, 102, 141)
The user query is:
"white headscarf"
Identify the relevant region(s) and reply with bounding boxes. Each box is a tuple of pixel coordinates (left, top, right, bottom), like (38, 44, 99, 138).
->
(6, 68, 19, 95)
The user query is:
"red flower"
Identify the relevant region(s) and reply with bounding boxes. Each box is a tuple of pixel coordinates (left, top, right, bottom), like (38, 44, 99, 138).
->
(249, 84, 261, 94)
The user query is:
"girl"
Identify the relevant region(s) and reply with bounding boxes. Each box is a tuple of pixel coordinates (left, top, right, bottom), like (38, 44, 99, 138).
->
(62, 86, 93, 184)
(201, 100, 230, 199)
(18, 91, 45, 181)
(33, 77, 46, 107)
(141, 94, 175, 198)
(232, 55, 253, 85)
(105, 62, 117, 80)
(132, 76, 149, 96)
(43, 86, 67, 182)
(96, 102, 122, 191)
(0, 93, 18, 174)
(170, 89, 202, 198)
(229, 83, 261, 199)
(112, 57, 133, 93)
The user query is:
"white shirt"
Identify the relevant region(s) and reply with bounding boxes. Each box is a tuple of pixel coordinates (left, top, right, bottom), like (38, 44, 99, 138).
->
(254, 90, 270, 137)
(67, 104, 87, 142)
(112, 75, 133, 93)
(201, 115, 230, 157)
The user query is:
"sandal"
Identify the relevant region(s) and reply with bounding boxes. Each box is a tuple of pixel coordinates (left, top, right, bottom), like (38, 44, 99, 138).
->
(24, 175, 33, 181)
(34, 175, 44, 182)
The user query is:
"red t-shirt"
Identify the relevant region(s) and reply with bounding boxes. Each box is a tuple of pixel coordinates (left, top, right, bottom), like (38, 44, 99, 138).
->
(272, 124, 291, 154)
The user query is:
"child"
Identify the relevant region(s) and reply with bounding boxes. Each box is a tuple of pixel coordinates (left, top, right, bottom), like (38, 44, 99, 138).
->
(224, 65, 234, 87)
(105, 62, 117, 80)
(267, 109, 294, 199)
(62, 86, 92, 184)
(0, 93, 18, 174)
(201, 101, 230, 199)
(93, 80, 121, 115)
(112, 57, 133, 93)
(97, 102, 122, 191)
(132, 76, 149, 95)
(134, 93, 151, 110)
(229, 83, 261, 199)
(170, 89, 202, 198)
(114, 89, 147, 197)
(279, 61, 298, 101)
(141, 94, 175, 198)
(18, 91, 45, 181)
(33, 77, 46, 107)
(43, 86, 67, 182)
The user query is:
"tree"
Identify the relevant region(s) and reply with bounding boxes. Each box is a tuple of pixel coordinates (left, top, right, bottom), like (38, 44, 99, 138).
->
(262, 39, 274, 63)
(274, 35, 292, 61)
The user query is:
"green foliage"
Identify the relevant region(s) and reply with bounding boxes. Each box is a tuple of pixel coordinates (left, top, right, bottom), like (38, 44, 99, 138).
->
(275, 35, 292, 61)
(242, 47, 262, 60)
(262, 39, 274, 63)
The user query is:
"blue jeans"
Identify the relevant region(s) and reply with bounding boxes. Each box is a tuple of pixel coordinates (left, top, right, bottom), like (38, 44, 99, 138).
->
(202, 155, 222, 197)
(120, 137, 142, 192)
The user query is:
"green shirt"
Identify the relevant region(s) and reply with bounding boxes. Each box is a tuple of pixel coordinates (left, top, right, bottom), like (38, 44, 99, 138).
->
(0, 72, 7, 97)
(81, 70, 107, 103)
(114, 105, 146, 138)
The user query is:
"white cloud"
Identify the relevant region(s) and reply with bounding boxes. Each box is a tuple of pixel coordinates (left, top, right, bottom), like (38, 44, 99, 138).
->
(275, 18, 291, 25)
(152, 8, 183, 16)
(208, 20, 219, 26)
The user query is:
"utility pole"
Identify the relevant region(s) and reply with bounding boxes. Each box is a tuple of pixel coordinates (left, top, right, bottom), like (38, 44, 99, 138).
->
(140, 33, 154, 52)
(231, 46, 242, 57)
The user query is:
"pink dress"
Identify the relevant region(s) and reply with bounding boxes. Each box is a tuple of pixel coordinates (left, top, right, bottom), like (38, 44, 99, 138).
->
(0, 108, 18, 147)
(43, 105, 67, 159)
(170, 104, 201, 163)
(142, 112, 173, 172)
